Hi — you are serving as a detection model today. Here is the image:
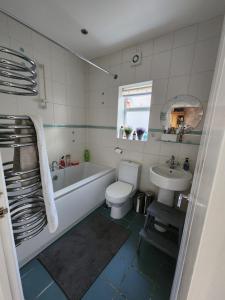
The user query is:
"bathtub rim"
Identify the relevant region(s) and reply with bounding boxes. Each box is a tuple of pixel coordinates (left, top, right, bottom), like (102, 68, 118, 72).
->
(54, 164, 116, 200)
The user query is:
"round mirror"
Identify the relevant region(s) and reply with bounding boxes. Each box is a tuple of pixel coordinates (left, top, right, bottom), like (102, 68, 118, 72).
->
(160, 95, 203, 132)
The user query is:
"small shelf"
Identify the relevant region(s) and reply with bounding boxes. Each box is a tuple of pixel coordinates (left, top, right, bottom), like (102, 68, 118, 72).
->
(140, 228, 178, 258)
(156, 140, 200, 146)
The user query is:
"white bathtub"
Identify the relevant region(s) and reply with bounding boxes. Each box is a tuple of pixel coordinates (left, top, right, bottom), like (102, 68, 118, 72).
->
(17, 162, 116, 266)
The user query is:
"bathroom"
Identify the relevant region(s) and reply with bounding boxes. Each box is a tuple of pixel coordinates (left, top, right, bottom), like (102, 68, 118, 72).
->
(0, 1, 225, 300)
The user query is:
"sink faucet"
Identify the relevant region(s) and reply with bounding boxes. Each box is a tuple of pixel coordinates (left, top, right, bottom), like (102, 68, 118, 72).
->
(51, 161, 58, 172)
(166, 155, 179, 169)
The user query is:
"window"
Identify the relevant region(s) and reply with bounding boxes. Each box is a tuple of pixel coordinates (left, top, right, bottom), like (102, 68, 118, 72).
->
(117, 81, 152, 141)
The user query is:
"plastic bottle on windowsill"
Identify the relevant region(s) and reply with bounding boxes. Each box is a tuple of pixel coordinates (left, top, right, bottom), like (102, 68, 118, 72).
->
(143, 131, 148, 141)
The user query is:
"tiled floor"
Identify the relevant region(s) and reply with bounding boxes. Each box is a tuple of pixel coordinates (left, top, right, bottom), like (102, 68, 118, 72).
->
(20, 205, 176, 300)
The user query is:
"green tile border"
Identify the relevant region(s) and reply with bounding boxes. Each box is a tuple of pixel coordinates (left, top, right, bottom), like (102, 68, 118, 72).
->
(44, 124, 202, 135)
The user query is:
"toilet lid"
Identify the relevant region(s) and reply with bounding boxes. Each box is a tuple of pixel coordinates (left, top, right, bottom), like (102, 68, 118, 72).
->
(106, 181, 133, 204)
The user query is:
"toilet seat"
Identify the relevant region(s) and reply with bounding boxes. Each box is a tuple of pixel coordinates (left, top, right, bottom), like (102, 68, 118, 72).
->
(105, 181, 133, 205)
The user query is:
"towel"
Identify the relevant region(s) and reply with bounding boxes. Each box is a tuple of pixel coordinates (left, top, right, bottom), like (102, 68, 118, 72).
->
(13, 115, 58, 233)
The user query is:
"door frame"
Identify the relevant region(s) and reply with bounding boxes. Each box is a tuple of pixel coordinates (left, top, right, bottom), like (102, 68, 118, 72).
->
(170, 16, 225, 300)
(0, 152, 24, 300)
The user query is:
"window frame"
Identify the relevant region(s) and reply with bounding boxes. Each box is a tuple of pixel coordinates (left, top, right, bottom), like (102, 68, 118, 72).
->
(117, 81, 153, 141)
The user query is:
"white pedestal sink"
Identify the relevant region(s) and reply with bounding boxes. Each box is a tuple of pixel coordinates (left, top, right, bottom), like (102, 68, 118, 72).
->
(150, 165, 192, 232)
(150, 165, 192, 207)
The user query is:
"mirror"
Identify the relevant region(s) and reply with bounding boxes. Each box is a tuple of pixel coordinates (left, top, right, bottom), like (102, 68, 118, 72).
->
(160, 95, 203, 133)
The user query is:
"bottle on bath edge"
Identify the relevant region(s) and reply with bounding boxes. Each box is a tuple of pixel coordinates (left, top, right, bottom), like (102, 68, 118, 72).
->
(183, 157, 190, 171)
(84, 149, 90, 162)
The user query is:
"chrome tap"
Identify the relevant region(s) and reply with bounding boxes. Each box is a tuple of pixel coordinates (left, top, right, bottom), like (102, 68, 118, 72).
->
(166, 155, 179, 169)
(51, 161, 58, 172)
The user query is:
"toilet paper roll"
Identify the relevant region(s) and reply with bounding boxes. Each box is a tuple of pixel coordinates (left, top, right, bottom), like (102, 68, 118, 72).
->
(114, 147, 123, 154)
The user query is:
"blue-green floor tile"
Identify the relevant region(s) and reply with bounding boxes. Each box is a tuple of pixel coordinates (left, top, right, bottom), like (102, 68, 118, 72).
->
(100, 254, 129, 287)
(37, 282, 67, 300)
(120, 268, 154, 300)
(116, 235, 138, 264)
(82, 277, 117, 300)
(21, 260, 53, 300)
(20, 259, 40, 279)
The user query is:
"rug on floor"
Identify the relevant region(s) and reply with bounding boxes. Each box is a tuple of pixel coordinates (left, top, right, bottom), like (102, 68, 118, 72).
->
(38, 213, 130, 299)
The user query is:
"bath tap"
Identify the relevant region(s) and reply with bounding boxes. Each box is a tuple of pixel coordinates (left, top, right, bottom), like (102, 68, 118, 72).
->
(51, 161, 58, 171)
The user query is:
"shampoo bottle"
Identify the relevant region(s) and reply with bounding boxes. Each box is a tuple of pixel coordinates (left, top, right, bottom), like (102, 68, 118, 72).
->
(183, 158, 190, 171)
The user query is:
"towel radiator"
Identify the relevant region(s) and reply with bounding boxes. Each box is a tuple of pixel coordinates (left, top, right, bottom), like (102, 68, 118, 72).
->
(0, 114, 47, 246)
(0, 46, 38, 96)
(0, 46, 48, 246)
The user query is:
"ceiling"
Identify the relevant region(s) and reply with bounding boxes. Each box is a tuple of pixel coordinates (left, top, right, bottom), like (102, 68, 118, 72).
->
(0, 0, 224, 59)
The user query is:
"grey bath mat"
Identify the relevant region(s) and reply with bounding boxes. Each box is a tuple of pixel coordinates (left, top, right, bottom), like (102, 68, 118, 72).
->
(37, 213, 129, 299)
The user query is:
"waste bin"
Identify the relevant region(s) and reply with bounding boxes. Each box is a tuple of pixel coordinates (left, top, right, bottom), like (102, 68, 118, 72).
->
(134, 192, 145, 213)
(143, 191, 155, 214)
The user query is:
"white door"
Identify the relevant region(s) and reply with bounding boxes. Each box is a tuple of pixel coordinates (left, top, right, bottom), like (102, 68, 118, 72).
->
(171, 17, 225, 300)
(0, 152, 24, 300)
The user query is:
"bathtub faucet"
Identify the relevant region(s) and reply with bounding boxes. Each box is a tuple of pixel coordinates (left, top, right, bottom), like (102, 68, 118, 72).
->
(51, 161, 58, 171)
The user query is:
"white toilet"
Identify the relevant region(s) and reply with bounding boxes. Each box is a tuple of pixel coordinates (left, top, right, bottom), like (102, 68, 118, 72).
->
(105, 160, 141, 219)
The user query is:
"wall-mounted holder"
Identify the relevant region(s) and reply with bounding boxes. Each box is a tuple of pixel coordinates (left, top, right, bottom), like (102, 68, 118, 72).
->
(37, 63, 47, 109)
(114, 147, 123, 154)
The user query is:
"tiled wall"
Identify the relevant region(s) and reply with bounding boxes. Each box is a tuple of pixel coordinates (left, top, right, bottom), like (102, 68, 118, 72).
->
(0, 12, 87, 163)
(86, 16, 223, 192)
(0, 11, 223, 193)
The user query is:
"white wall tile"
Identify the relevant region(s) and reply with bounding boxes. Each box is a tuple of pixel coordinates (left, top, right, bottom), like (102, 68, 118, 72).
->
(149, 104, 162, 129)
(37, 102, 54, 125)
(188, 71, 214, 102)
(151, 78, 168, 105)
(0, 94, 18, 114)
(108, 51, 122, 66)
(154, 33, 174, 53)
(174, 25, 197, 48)
(167, 76, 189, 100)
(151, 51, 171, 79)
(52, 81, 67, 105)
(0, 12, 9, 40)
(198, 16, 223, 41)
(7, 17, 32, 46)
(54, 104, 70, 125)
(140, 40, 154, 57)
(135, 56, 152, 82)
(192, 37, 220, 73)
(170, 44, 195, 76)
(120, 62, 136, 85)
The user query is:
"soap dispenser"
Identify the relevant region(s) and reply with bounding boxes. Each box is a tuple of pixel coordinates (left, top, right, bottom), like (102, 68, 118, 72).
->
(183, 158, 190, 171)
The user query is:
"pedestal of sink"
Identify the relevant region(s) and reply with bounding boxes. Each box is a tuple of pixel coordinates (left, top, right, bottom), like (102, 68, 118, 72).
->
(158, 188, 174, 207)
(155, 188, 174, 232)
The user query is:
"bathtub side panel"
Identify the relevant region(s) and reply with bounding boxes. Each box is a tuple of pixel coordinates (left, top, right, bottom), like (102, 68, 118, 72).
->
(16, 170, 115, 266)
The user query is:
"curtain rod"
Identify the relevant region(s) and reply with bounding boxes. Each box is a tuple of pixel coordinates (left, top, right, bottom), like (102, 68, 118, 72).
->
(0, 8, 118, 79)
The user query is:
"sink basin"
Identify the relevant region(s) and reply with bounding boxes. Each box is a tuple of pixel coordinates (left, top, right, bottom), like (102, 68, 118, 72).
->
(150, 165, 192, 191)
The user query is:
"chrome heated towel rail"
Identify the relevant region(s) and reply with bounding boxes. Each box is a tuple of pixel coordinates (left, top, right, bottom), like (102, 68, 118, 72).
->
(0, 115, 47, 246)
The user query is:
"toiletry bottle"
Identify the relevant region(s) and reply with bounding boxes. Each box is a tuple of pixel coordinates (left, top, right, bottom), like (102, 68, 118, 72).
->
(119, 126, 124, 139)
(143, 131, 148, 141)
(59, 156, 65, 169)
(84, 149, 90, 162)
(132, 131, 137, 140)
(183, 158, 190, 171)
